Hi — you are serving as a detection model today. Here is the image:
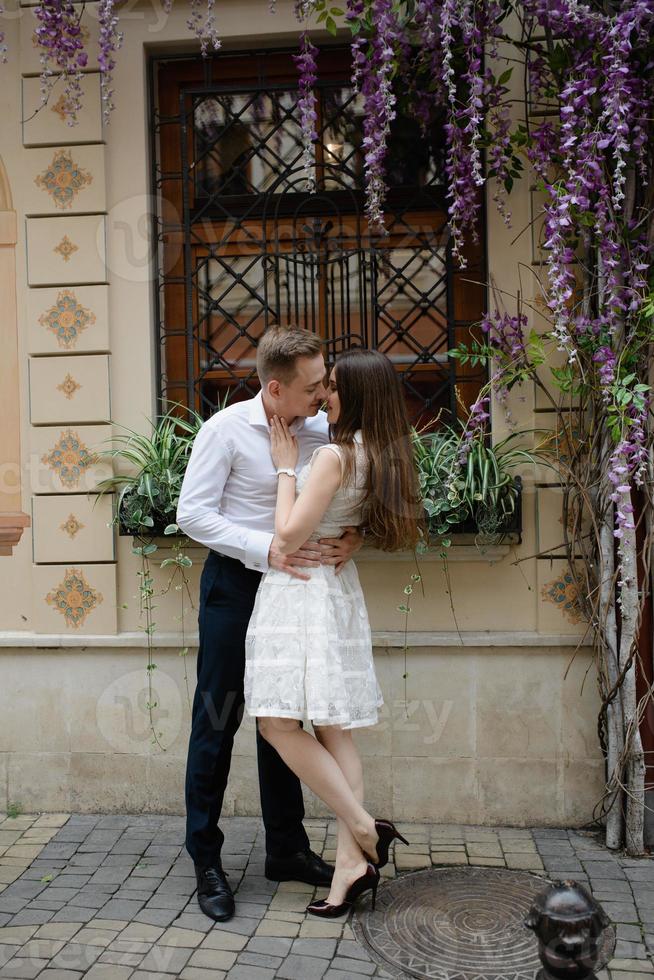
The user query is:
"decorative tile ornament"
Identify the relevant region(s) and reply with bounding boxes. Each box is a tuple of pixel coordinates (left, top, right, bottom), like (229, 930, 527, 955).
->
(45, 566, 103, 629)
(53, 234, 78, 262)
(57, 373, 82, 399)
(27, 215, 107, 285)
(60, 513, 85, 539)
(38, 289, 96, 350)
(31, 494, 115, 563)
(51, 93, 68, 122)
(34, 149, 93, 209)
(541, 571, 584, 625)
(40, 429, 98, 489)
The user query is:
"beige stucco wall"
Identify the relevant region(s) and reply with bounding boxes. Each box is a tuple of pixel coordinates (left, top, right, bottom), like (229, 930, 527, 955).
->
(0, 0, 604, 823)
(0, 642, 603, 825)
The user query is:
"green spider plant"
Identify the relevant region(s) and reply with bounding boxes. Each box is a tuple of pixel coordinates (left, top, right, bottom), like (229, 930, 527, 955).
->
(94, 402, 212, 536)
(413, 425, 534, 539)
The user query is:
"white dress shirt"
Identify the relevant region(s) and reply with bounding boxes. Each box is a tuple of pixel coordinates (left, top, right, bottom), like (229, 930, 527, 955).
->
(176, 392, 329, 571)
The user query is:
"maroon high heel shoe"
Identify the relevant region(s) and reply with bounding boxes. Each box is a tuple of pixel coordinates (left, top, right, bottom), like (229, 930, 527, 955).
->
(368, 819, 409, 869)
(305, 862, 380, 918)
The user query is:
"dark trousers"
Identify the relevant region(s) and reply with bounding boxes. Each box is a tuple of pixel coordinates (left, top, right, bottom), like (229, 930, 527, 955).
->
(185, 550, 310, 868)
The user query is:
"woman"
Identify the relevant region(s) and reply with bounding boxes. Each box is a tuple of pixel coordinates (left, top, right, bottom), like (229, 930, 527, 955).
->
(244, 348, 422, 916)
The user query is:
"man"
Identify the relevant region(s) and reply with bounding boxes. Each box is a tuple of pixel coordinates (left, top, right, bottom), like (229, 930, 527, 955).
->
(176, 327, 362, 922)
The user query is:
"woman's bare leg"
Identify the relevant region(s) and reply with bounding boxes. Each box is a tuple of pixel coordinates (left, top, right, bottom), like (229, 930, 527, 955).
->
(314, 724, 370, 905)
(257, 717, 379, 872)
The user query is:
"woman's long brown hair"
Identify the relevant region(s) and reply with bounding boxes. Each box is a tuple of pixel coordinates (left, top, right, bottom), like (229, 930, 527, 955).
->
(330, 349, 423, 551)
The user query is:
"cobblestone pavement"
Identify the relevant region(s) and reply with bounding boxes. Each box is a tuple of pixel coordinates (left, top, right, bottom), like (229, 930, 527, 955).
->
(0, 813, 652, 980)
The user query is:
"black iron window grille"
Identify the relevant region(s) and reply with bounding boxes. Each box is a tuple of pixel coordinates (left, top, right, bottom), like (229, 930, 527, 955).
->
(149, 48, 486, 425)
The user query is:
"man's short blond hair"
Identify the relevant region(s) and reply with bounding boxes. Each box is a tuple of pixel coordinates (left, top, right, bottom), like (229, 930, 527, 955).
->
(256, 326, 323, 385)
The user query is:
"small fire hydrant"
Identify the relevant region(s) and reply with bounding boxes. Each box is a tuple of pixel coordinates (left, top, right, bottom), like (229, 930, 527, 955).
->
(524, 879, 612, 980)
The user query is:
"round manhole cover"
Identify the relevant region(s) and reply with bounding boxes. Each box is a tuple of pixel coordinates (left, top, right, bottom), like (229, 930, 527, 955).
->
(352, 867, 616, 980)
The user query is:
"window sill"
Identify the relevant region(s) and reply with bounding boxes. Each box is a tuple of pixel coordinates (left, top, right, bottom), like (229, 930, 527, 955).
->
(0, 630, 590, 648)
(355, 541, 516, 563)
(122, 537, 518, 565)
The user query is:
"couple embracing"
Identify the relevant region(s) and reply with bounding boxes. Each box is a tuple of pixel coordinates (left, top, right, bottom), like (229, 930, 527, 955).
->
(176, 327, 421, 923)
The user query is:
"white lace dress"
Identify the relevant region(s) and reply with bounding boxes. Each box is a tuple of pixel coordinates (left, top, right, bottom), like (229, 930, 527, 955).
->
(244, 439, 383, 729)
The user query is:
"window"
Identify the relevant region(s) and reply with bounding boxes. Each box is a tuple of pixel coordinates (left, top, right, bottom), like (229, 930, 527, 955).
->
(150, 47, 486, 425)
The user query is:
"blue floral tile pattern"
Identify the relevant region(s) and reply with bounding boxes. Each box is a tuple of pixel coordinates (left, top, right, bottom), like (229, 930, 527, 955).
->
(41, 429, 98, 489)
(34, 149, 93, 209)
(45, 567, 103, 628)
(541, 571, 584, 624)
(38, 289, 96, 349)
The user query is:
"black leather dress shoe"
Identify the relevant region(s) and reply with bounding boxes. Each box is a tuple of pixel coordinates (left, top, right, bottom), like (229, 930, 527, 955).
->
(194, 864, 235, 922)
(265, 849, 335, 886)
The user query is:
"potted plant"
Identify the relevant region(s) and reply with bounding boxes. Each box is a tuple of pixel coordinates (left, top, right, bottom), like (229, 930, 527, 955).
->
(413, 424, 529, 545)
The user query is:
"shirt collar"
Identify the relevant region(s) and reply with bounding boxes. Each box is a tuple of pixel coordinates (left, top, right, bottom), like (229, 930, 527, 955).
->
(247, 391, 306, 434)
(354, 429, 363, 444)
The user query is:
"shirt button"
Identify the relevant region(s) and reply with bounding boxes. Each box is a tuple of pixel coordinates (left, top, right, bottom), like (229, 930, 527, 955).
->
(254, 562, 261, 568)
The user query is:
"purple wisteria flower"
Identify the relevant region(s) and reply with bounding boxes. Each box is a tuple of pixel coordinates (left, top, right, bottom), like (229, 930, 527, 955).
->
(293, 30, 319, 192)
(458, 395, 491, 465)
(98, 0, 123, 124)
(35, 0, 89, 123)
(481, 309, 527, 361)
(359, 0, 399, 232)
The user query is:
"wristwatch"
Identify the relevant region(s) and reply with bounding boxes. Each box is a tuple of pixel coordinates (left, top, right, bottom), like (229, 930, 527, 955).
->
(276, 468, 297, 478)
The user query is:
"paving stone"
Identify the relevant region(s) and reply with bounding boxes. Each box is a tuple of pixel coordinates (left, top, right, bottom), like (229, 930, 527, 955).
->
(97, 951, 144, 967)
(119, 923, 165, 944)
(40, 888, 81, 902)
(298, 919, 347, 939)
(0, 902, 27, 917)
(600, 903, 640, 923)
(179, 968, 227, 980)
(0, 951, 18, 970)
(158, 927, 206, 948)
(290, 939, 337, 959)
(188, 949, 238, 971)
(20, 937, 66, 958)
(200, 932, 247, 953)
(132, 909, 179, 928)
(90, 870, 131, 887)
(245, 938, 293, 958)
(84, 968, 135, 980)
(0, 926, 38, 944)
(31, 971, 82, 980)
(106, 941, 151, 956)
(235, 951, 283, 969)
(49, 943, 103, 971)
(7, 911, 53, 926)
(139, 944, 192, 973)
(614, 941, 649, 959)
(50, 907, 96, 924)
(0, 955, 50, 978)
(208, 918, 257, 938)
(223, 966, 275, 980)
(323, 970, 374, 980)
(142, 896, 187, 912)
(95, 902, 145, 920)
(329, 958, 376, 976)
(276, 952, 329, 979)
(335, 941, 372, 962)
(608, 960, 654, 973)
(167, 915, 213, 934)
(253, 920, 300, 939)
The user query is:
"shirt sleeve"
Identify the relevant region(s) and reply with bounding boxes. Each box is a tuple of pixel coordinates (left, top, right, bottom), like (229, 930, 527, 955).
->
(175, 421, 273, 571)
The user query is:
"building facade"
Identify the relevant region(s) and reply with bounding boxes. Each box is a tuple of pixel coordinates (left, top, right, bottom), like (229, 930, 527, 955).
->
(0, 0, 603, 824)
